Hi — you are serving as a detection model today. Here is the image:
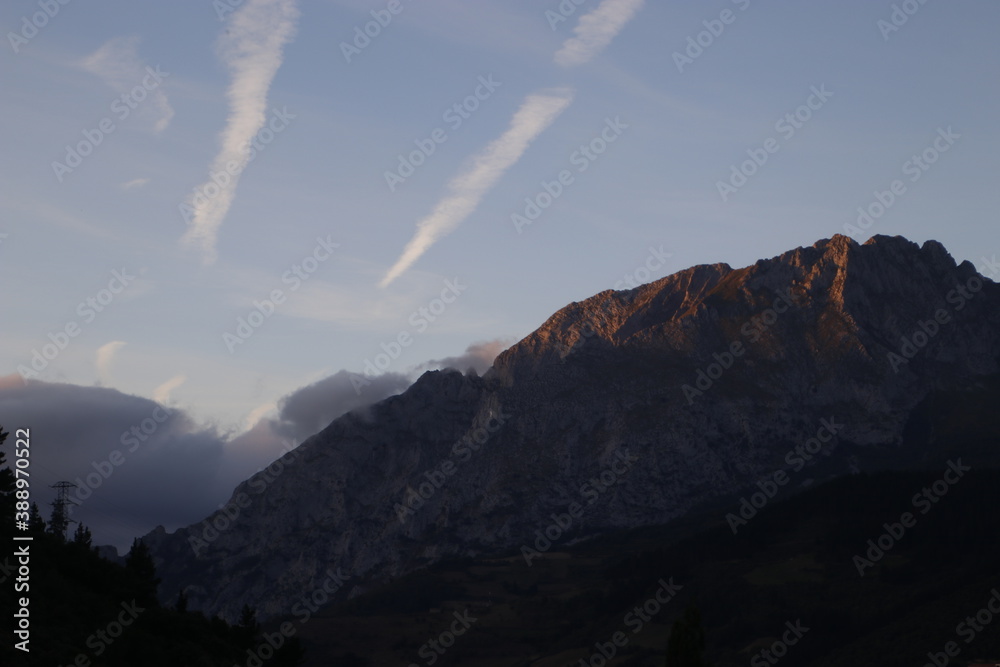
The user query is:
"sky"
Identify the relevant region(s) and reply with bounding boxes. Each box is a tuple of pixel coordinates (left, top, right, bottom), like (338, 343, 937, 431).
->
(1, 0, 998, 550)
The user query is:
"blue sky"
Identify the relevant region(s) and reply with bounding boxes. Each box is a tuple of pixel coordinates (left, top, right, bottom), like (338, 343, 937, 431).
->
(1, 0, 998, 548)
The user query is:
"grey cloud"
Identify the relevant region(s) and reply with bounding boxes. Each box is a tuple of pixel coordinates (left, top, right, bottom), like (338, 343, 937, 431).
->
(0, 339, 510, 551)
(274, 370, 411, 444)
(0, 377, 230, 551)
(415, 339, 512, 375)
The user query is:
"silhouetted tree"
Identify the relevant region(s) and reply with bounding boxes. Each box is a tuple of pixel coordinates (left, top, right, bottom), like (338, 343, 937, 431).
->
(237, 604, 260, 649)
(666, 603, 709, 667)
(72, 522, 92, 549)
(47, 496, 70, 541)
(125, 538, 160, 607)
(27, 502, 46, 535)
(0, 427, 15, 531)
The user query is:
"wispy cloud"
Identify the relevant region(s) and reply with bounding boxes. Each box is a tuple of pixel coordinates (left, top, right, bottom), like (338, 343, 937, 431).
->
(80, 36, 174, 132)
(95, 341, 127, 385)
(0, 197, 119, 241)
(554, 0, 645, 67)
(153, 374, 186, 404)
(180, 0, 300, 264)
(243, 402, 277, 431)
(121, 177, 150, 189)
(379, 89, 575, 287)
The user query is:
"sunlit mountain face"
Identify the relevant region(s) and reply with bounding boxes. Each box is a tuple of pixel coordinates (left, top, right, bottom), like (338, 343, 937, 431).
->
(138, 235, 1000, 666)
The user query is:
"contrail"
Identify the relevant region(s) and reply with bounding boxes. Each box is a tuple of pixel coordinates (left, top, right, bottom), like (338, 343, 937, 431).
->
(180, 0, 300, 264)
(380, 89, 575, 287)
(554, 0, 645, 67)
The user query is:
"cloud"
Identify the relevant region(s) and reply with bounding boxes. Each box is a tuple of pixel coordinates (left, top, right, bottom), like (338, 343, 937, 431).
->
(121, 178, 150, 189)
(0, 380, 230, 551)
(95, 341, 127, 385)
(215, 417, 294, 494)
(273, 370, 411, 444)
(554, 0, 645, 67)
(0, 340, 508, 550)
(180, 0, 300, 264)
(0, 374, 26, 391)
(0, 379, 332, 551)
(80, 36, 174, 132)
(0, 370, 409, 549)
(244, 402, 277, 430)
(379, 89, 575, 287)
(416, 339, 511, 375)
(153, 374, 186, 404)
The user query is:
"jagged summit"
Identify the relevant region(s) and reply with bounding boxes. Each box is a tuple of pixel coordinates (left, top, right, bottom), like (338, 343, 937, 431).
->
(147, 235, 1000, 621)
(494, 234, 988, 380)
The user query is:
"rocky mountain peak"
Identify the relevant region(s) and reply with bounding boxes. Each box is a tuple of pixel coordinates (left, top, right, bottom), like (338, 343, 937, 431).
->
(147, 235, 1000, 621)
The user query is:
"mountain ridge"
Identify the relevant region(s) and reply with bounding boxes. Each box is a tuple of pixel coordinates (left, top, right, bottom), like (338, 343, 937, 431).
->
(146, 234, 1000, 621)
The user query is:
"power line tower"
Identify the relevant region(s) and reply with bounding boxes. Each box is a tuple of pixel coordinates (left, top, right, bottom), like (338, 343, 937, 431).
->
(49, 481, 77, 540)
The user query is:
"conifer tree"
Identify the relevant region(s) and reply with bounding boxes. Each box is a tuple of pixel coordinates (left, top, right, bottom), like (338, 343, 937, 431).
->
(72, 522, 93, 549)
(126, 538, 161, 607)
(27, 502, 45, 535)
(0, 427, 15, 531)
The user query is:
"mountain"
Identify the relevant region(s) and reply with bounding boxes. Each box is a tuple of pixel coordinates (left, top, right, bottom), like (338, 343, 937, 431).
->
(145, 234, 1000, 622)
(286, 465, 1000, 666)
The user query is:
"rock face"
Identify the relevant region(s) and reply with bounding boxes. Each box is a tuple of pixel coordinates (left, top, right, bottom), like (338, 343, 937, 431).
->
(146, 234, 1000, 621)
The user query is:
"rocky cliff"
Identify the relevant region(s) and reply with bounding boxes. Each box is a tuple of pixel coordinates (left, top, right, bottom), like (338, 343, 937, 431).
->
(145, 234, 1000, 620)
